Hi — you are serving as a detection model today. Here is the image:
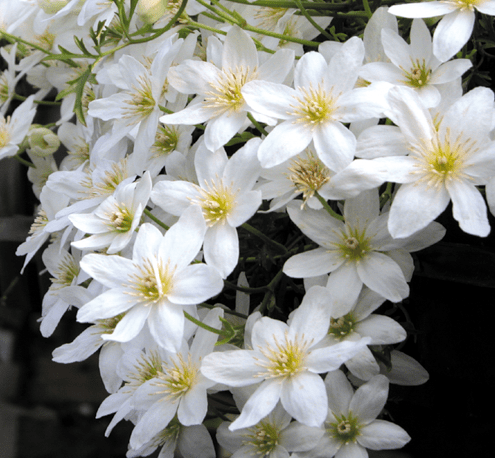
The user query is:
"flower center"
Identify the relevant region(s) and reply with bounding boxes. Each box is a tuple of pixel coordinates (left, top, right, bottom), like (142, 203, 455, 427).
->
(51, 251, 79, 289)
(334, 226, 371, 262)
(327, 412, 361, 445)
(287, 151, 330, 205)
(243, 421, 280, 455)
(255, 331, 311, 379)
(106, 203, 134, 233)
(152, 125, 179, 157)
(125, 350, 163, 390)
(253, 7, 288, 31)
(82, 159, 130, 199)
(156, 353, 198, 401)
(412, 129, 476, 189)
(123, 75, 156, 121)
(127, 258, 176, 304)
(196, 179, 237, 226)
(155, 417, 181, 446)
(441, 0, 483, 11)
(29, 209, 48, 235)
(289, 83, 338, 128)
(328, 313, 356, 340)
(204, 66, 258, 115)
(401, 59, 432, 88)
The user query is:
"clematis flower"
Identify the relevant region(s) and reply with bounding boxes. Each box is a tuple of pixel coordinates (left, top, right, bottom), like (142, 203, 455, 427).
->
(128, 308, 225, 449)
(292, 371, 411, 458)
(242, 37, 387, 171)
(283, 190, 412, 306)
(70, 172, 152, 254)
(337, 86, 495, 237)
(389, 0, 495, 62)
(359, 18, 472, 107)
(0, 95, 36, 159)
(76, 205, 224, 352)
(151, 137, 262, 278)
(159, 25, 295, 152)
(201, 286, 371, 431)
(217, 402, 324, 458)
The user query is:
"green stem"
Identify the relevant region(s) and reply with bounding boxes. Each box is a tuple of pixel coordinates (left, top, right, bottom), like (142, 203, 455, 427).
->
(247, 112, 268, 136)
(241, 223, 288, 254)
(199, 301, 248, 319)
(13, 154, 36, 168)
(184, 310, 227, 337)
(225, 0, 351, 10)
(314, 191, 344, 221)
(362, 0, 373, 18)
(223, 280, 269, 294)
(143, 208, 170, 230)
(259, 268, 284, 314)
(13, 93, 61, 106)
(293, 0, 333, 41)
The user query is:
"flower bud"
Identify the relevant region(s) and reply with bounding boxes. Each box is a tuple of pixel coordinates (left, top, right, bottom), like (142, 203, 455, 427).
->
(137, 0, 169, 24)
(28, 126, 60, 157)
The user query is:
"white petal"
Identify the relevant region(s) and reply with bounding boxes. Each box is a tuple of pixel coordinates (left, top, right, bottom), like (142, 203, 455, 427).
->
(357, 252, 409, 303)
(284, 249, 344, 278)
(433, 10, 475, 62)
(204, 224, 239, 278)
(358, 420, 411, 450)
(257, 120, 313, 168)
(229, 379, 282, 430)
(281, 372, 328, 427)
(448, 179, 490, 236)
(349, 374, 389, 424)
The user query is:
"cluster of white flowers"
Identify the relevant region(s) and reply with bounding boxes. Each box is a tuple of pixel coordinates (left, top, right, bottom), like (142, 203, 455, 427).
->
(2, 0, 495, 456)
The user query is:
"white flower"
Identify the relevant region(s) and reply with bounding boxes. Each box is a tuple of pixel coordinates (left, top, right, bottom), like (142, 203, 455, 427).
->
(76, 205, 224, 352)
(242, 37, 387, 171)
(0, 95, 36, 159)
(128, 308, 224, 449)
(283, 190, 412, 306)
(292, 372, 411, 458)
(159, 25, 295, 152)
(201, 286, 371, 430)
(217, 402, 324, 458)
(319, 287, 407, 381)
(341, 86, 495, 237)
(359, 18, 472, 107)
(389, 0, 495, 62)
(70, 172, 152, 254)
(151, 137, 262, 278)
(88, 35, 184, 161)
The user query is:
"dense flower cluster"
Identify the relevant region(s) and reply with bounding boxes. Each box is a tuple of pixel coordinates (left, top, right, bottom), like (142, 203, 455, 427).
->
(2, 0, 494, 456)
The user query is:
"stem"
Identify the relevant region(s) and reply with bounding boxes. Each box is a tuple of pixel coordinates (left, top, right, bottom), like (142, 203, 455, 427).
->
(241, 223, 288, 254)
(362, 0, 373, 18)
(13, 154, 36, 168)
(183, 310, 227, 337)
(225, 0, 352, 10)
(313, 191, 344, 221)
(293, 0, 333, 41)
(13, 93, 61, 106)
(143, 208, 170, 230)
(223, 280, 269, 294)
(247, 112, 268, 136)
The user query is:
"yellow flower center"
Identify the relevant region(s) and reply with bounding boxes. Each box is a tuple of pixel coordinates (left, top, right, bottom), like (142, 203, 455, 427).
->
(127, 258, 176, 304)
(287, 151, 330, 206)
(196, 179, 237, 226)
(204, 66, 258, 115)
(255, 331, 311, 379)
(156, 353, 198, 401)
(243, 421, 280, 455)
(289, 83, 339, 128)
(400, 59, 432, 88)
(411, 129, 477, 189)
(123, 75, 156, 121)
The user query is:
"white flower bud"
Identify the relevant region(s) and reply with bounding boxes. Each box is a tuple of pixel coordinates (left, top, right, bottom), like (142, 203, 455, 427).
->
(28, 126, 60, 157)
